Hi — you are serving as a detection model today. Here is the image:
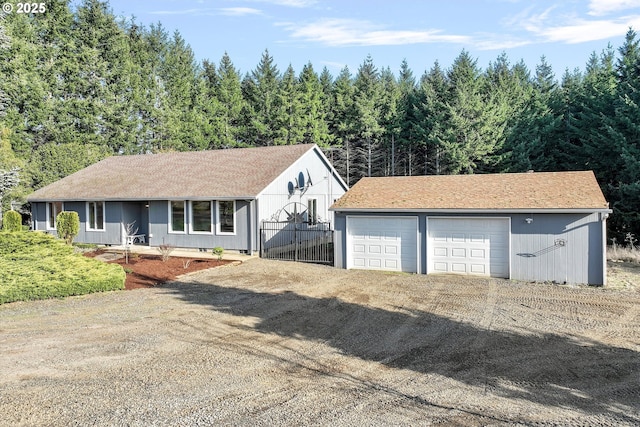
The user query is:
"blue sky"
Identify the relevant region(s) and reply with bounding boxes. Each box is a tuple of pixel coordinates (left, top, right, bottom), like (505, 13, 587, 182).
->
(106, 0, 640, 78)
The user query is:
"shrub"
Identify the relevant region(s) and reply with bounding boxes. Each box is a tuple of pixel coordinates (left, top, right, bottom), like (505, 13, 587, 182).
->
(212, 246, 224, 260)
(2, 210, 21, 232)
(0, 232, 125, 304)
(56, 211, 80, 245)
(158, 243, 174, 262)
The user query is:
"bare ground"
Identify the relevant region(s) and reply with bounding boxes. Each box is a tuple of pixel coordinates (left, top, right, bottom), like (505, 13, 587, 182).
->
(0, 258, 638, 426)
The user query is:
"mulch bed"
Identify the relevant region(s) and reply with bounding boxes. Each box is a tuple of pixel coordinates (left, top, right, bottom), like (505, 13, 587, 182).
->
(85, 250, 232, 290)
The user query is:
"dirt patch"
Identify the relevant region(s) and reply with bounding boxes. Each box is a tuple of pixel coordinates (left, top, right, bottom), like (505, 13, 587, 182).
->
(84, 250, 232, 289)
(1, 259, 638, 426)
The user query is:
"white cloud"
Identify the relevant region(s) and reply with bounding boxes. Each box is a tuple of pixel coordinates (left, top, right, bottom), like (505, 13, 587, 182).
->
(271, 0, 317, 6)
(509, 4, 640, 44)
(246, 0, 317, 7)
(588, 0, 640, 16)
(536, 16, 640, 43)
(279, 18, 469, 47)
(473, 36, 532, 51)
(150, 8, 211, 15)
(218, 7, 262, 16)
(321, 60, 349, 69)
(150, 6, 263, 17)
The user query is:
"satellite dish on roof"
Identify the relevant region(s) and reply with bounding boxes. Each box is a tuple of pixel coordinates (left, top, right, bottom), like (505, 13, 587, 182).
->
(287, 181, 295, 195)
(298, 171, 305, 190)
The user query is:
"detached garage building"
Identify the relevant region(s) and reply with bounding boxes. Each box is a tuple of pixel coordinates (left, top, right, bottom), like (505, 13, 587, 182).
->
(331, 171, 611, 285)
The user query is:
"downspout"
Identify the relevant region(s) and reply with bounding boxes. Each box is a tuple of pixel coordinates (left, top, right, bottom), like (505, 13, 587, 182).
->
(602, 211, 609, 286)
(120, 203, 125, 246)
(251, 199, 258, 255)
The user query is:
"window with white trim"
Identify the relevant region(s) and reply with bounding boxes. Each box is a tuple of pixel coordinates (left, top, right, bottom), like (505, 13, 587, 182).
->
(217, 200, 235, 234)
(190, 201, 213, 233)
(87, 201, 105, 231)
(47, 202, 63, 229)
(169, 201, 186, 233)
(307, 198, 318, 225)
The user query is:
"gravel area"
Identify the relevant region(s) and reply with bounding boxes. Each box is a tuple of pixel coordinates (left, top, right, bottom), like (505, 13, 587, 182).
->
(1, 258, 639, 426)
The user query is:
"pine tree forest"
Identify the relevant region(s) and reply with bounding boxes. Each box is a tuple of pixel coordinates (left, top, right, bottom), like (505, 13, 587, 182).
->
(2, 0, 640, 240)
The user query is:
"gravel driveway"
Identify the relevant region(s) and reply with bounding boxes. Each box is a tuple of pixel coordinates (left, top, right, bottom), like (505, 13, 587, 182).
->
(1, 258, 639, 426)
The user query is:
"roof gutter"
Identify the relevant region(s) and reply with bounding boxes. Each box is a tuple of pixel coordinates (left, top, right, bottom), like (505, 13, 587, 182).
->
(330, 207, 613, 214)
(27, 196, 258, 203)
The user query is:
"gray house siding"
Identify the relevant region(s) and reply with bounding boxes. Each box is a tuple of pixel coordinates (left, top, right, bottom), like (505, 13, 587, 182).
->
(32, 202, 45, 231)
(33, 199, 254, 251)
(148, 199, 251, 251)
(32, 201, 122, 245)
(88, 202, 122, 245)
(510, 212, 604, 285)
(257, 147, 347, 224)
(333, 211, 606, 285)
(122, 202, 149, 241)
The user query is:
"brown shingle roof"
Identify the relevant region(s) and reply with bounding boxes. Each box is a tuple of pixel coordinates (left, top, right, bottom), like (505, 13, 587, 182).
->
(28, 144, 316, 201)
(331, 171, 609, 211)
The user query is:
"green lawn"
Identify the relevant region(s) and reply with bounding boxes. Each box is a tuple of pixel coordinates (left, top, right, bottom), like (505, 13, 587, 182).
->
(0, 232, 125, 304)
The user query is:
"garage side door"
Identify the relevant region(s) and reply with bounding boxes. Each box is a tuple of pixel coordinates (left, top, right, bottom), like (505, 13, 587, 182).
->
(347, 217, 418, 273)
(428, 218, 509, 278)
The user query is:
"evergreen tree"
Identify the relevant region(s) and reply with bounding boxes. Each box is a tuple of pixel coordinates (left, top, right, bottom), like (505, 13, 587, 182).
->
(0, 10, 48, 156)
(329, 66, 356, 184)
(504, 56, 560, 172)
(442, 50, 501, 174)
(29, 142, 110, 190)
(0, 166, 19, 222)
(319, 67, 334, 111)
(414, 61, 448, 175)
(160, 30, 201, 151)
(352, 55, 383, 179)
(29, 0, 79, 151)
(298, 62, 332, 147)
(69, 0, 133, 150)
(213, 52, 245, 147)
(136, 23, 170, 152)
(0, 14, 8, 119)
(609, 29, 640, 238)
(274, 64, 303, 145)
(243, 49, 281, 145)
(378, 66, 400, 175)
(484, 54, 533, 173)
(395, 59, 417, 175)
(191, 63, 220, 150)
(574, 48, 618, 182)
(0, 127, 24, 216)
(540, 68, 585, 173)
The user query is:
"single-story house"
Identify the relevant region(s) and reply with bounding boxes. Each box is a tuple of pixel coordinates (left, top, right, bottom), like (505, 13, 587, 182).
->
(27, 144, 347, 254)
(330, 171, 611, 285)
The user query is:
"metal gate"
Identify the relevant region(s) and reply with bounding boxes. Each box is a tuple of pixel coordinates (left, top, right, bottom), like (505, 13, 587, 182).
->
(260, 221, 334, 265)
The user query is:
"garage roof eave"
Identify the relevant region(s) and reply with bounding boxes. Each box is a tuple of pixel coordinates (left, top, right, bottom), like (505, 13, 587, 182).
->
(330, 207, 613, 214)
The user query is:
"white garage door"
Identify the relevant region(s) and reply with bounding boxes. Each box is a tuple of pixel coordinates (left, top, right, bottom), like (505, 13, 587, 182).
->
(347, 216, 418, 273)
(427, 218, 509, 278)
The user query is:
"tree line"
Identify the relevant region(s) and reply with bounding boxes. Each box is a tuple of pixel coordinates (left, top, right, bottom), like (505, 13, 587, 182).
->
(1, 0, 640, 240)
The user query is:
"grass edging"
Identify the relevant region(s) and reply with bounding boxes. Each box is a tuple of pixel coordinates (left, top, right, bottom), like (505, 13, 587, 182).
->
(0, 232, 126, 304)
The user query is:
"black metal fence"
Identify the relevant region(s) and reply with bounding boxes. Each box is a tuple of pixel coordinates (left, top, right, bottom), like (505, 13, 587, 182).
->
(260, 221, 334, 265)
